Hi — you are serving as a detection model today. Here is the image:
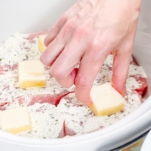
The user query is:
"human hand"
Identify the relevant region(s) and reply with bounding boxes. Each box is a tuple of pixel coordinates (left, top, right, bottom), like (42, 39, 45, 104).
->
(40, 0, 141, 105)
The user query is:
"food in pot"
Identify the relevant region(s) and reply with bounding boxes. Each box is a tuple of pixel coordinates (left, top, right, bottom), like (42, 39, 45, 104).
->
(0, 33, 147, 139)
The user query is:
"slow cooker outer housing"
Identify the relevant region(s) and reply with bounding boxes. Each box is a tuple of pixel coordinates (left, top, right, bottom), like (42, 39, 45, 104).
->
(0, 0, 151, 151)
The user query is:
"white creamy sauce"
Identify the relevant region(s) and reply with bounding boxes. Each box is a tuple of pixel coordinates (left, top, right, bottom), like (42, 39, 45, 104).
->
(0, 34, 147, 139)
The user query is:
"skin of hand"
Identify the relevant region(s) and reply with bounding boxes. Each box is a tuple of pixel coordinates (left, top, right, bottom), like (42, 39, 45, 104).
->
(40, 0, 142, 106)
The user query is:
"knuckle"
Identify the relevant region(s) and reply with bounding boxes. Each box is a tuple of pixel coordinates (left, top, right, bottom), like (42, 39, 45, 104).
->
(51, 67, 65, 80)
(75, 76, 89, 89)
(61, 20, 75, 37)
(74, 27, 88, 41)
(64, 20, 75, 31)
(90, 36, 116, 54)
(90, 40, 101, 54)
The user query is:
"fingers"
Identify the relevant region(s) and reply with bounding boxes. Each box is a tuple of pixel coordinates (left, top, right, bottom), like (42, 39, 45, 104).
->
(112, 43, 133, 95)
(50, 38, 86, 88)
(41, 20, 75, 66)
(57, 68, 78, 88)
(75, 40, 113, 105)
(40, 37, 65, 66)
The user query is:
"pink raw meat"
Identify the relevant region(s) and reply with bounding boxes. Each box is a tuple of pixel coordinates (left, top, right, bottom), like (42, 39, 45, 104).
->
(58, 121, 76, 138)
(29, 92, 73, 106)
(131, 90, 144, 103)
(134, 77, 148, 96)
(58, 122, 65, 138)
(0, 64, 18, 74)
(0, 102, 10, 111)
(15, 96, 28, 105)
(65, 122, 77, 136)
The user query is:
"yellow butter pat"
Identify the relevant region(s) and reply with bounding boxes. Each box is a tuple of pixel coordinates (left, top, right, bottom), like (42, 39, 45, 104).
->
(38, 34, 47, 52)
(18, 60, 46, 88)
(0, 107, 32, 134)
(90, 83, 125, 116)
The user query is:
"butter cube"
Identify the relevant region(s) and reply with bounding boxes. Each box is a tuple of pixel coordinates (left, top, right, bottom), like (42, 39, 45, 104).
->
(38, 34, 46, 52)
(90, 83, 124, 116)
(18, 60, 46, 88)
(0, 107, 32, 134)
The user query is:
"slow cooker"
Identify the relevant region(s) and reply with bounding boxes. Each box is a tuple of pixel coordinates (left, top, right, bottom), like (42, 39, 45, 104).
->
(0, 0, 151, 151)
